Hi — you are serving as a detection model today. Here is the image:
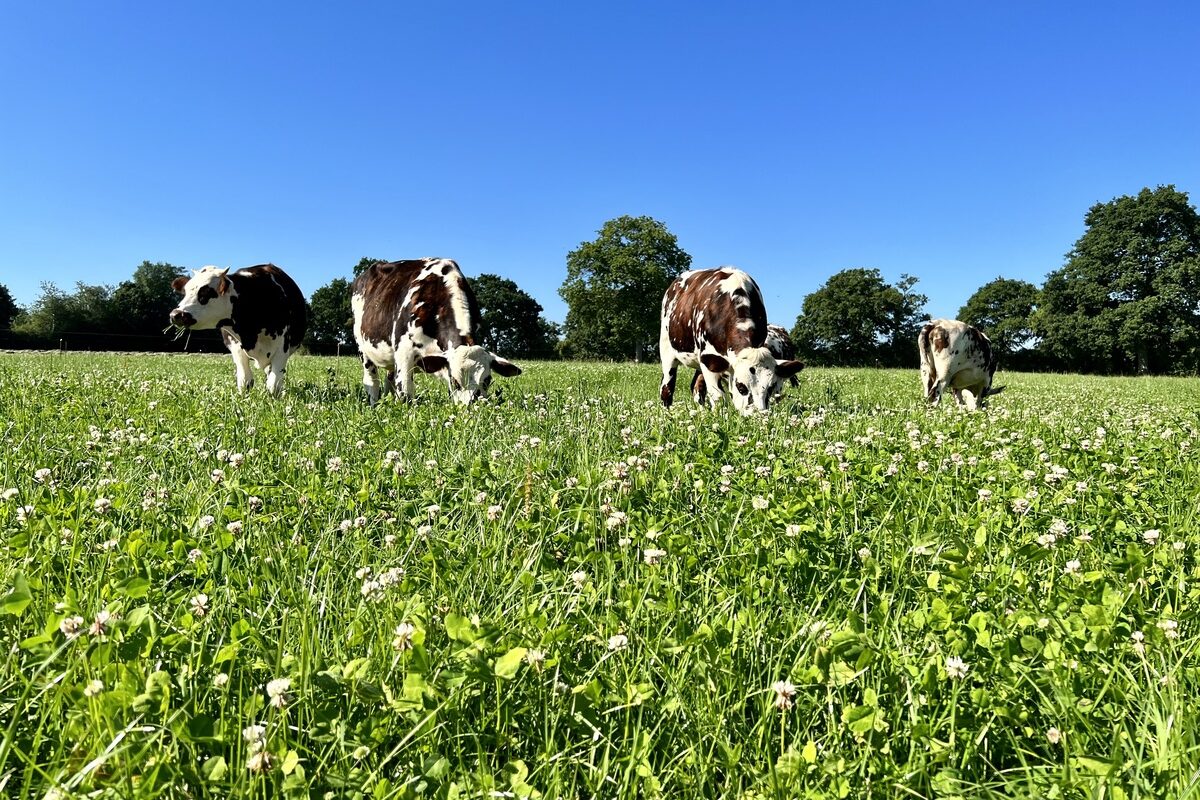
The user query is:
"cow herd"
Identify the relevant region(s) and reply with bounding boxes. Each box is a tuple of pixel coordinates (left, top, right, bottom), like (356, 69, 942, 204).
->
(168, 261, 1002, 413)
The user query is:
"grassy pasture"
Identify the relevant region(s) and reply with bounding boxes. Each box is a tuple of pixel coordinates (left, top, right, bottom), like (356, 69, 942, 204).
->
(1, 353, 1199, 799)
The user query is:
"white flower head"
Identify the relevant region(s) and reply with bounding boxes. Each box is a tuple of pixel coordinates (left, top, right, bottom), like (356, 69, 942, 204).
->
(771, 679, 797, 710)
(266, 677, 292, 709)
(190, 593, 210, 618)
(607, 633, 629, 651)
(83, 679, 104, 697)
(1046, 727, 1062, 745)
(392, 622, 416, 651)
(945, 656, 969, 680)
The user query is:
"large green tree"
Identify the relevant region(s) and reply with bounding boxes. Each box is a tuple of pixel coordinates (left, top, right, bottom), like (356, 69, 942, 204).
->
(958, 277, 1040, 357)
(109, 261, 184, 335)
(1033, 185, 1200, 374)
(472, 273, 558, 358)
(306, 278, 355, 354)
(559, 216, 692, 360)
(0, 284, 18, 330)
(791, 268, 927, 367)
(13, 282, 118, 338)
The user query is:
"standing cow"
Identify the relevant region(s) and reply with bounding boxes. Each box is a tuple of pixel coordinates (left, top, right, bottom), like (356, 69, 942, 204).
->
(660, 267, 804, 415)
(169, 264, 307, 395)
(918, 318, 1002, 409)
(351, 258, 521, 404)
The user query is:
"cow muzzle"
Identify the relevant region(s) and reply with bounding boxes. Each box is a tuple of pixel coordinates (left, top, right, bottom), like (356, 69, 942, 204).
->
(170, 309, 196, 327)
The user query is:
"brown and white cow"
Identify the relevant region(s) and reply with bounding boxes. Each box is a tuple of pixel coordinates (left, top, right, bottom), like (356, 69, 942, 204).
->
(918, 318, 1002, 409)
(169, 264, 307, 395)
(351, 258, 521, 404)
(660, 267, 804, 415)
(690, 321, 800, 402)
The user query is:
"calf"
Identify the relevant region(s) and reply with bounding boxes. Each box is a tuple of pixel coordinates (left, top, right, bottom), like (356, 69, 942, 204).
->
(691, 321, 800, 401)
(351, 258, 521, 404)
(169, 264, 307, 395)
(918, 318, 1001, 409)
(660, 267, 804, 415)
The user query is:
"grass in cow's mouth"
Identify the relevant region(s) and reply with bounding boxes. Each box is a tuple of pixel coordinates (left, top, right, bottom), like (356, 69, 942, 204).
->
(0, 352, 1198, 798)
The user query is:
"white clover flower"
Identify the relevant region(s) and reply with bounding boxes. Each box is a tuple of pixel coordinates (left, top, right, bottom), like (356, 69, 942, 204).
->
(1036, 533, 1057, 549)
(384, 534, 397, 547)
(977, 489, 993, 501)
(84, 679, 104, 697)
(751, 495, 770, 510)
(246, 751, 272, 772)
(248, 496, 264, 511)
(605, 511, 628, 529)
(188, 548, 203, 562)
(352, 744, 371, 760)
(771, 679, 797, 711)
(34, 468, 52, 483)
(354, 516, 367, 528)
(607, 633, 629, 651)
(785, 524, 801, 537)
(94, 497, 112, 514)
(857, 547, 872, 562)
(425, 504, 441, 519)
(1143, 529, 1161, 545)
(1047, 727, 1062, 745)
(266, 677, 292, 709)
(197, 515, 216, 530)
(1131, 630, 1146, 655)
(226, 521, 243, 535)
(1157, 619, 1179, 639)
(214, 672, 230, 687)
(570, 570, 588, 587)
(326, 456, 342, 473)
(210, 469, 225, 484)
(1063, 559, 1082, 575)
(392, 622, 416, 651)
(1173, 540, 1186, 552)
(190, 594, 210, 618)
(229, 453, 245, 467)
(1, 488, 18, 501)
(416, 524, 432, 538)
(1049, 519, 1069, 537)
(525, 649, 546, 667)
(89, 609, 114, 636)
(945, 656, 969, 680)
(487, 505, 502, 521)
(59, 615, 85, 639)
(642, 548, 666, 565)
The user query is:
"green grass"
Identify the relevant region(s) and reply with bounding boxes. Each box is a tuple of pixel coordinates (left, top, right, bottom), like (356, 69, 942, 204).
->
(1, 353, 1199, 799)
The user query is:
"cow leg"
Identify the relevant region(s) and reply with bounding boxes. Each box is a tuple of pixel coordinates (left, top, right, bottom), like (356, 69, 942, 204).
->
(659, 358, 678, 407)
(952, 388, 968, 408)
(690, 370, 708, 405)
(699, 368, 725, 410)
(265, 351, 288, 396)
(229, 345, 254, 392)
(394, 342, 417, 401)
(362, 356, 383, 405)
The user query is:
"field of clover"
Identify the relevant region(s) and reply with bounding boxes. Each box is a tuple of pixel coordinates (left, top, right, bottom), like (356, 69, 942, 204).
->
(1, 352, 1199, 800)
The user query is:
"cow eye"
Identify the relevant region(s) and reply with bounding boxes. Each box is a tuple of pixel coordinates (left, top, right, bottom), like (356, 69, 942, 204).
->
(736, 382, 749, 396)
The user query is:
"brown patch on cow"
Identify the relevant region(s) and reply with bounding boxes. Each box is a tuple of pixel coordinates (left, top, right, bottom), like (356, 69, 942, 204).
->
(930, 325, 950, 352)
(663, 269, 768, 356)
(352, 259, 481, 351)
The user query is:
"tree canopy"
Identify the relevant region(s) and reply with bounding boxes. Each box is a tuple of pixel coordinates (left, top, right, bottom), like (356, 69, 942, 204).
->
(958, 277, 1040, 358)
(472, 273, 558, 358)
(1033, 185, 1200, 374)
(791, 268, 927, 367)
(0, 284, 18, 330)
(306, 277, 354, 354)
(559, 216, 692, 360)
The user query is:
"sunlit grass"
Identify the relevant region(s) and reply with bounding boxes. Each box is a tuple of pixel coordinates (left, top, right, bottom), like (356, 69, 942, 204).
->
(1, 353, 1198, 798)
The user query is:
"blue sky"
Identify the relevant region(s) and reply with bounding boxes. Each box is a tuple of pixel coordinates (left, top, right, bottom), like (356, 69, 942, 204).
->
(2, 1, 1198, 326)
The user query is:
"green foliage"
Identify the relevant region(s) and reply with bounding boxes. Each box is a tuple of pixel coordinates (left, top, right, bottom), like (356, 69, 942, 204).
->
(2, 354, 1199, 797)
(12, 280, 119, 337)
(1033, 185, 1200, 374)
(353, 257, 385, 277)
(958, 277, 1040, 358)
(0, 284, 19, 330)
(306, 278, 354, 354)
(791, 269, 927, 367)
(110, 261, 187, 336)
(559, 216, 691, 360)
(472, 273, 558, 358)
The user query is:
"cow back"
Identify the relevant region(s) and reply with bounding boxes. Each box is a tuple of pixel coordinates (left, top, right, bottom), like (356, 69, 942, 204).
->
(664, 268, 768, 356)
(227, 264, 307, 352)
(353, 258, 480, 350)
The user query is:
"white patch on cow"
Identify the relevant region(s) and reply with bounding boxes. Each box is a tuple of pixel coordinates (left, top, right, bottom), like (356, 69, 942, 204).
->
(717, 269, 753, 297)
(172, 267, 237, 330)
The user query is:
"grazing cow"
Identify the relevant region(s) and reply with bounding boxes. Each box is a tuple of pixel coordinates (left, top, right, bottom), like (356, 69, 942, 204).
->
(918, 318, 1002, 409)
(169, 264, 307, 395)
(351, 258, 521, 404)
(691, 321, 800, 401)
(660, 267, 805, 415)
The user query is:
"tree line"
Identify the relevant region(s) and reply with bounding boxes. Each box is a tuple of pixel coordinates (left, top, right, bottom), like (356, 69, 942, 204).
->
(2, 184, 1198, 374)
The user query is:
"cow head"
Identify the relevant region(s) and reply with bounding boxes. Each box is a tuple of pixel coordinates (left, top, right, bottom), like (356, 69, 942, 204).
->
(169, 267, 234, 330)
(417, 344, 521, 404)
(700, 348, 804, 415)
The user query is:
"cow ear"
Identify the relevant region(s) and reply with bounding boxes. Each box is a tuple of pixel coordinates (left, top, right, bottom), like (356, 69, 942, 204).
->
(491, 357, 521, 377)
(700, 353, 729, 374)
(217, 268, 231, 296)
(776, 360, 805, 379)
(418, 355, 448, 373)
(171, 276, 189, 294)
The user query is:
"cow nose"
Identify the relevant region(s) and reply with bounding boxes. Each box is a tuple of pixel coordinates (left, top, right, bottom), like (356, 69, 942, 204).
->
(170, 309, 195, 327)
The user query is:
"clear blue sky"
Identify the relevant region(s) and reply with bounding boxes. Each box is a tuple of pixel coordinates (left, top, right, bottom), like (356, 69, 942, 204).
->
(2, 1, 1198, 326)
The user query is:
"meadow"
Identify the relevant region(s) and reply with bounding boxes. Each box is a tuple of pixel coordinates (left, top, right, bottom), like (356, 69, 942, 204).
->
(1, 353, 1198, 799)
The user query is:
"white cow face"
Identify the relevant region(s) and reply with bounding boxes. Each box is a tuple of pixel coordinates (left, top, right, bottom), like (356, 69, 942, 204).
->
(702, 348, 804, 415)
(170, 267, 234, 330)
(418, 344, 521, 405)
